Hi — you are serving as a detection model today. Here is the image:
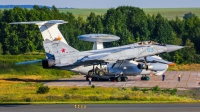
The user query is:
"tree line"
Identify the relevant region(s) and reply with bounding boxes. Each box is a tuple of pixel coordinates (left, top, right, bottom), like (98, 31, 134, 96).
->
(0, 5, 200, 64)
(0, 5, 52, 9)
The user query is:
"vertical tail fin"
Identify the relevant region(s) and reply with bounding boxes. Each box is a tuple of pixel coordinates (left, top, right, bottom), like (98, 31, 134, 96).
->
(43, 39, 79, 60)
(10, 20, 68, 44)
(10, 20, 80, 60)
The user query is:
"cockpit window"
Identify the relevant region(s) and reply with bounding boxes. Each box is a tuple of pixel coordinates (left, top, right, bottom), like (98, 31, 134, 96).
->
(138, 41, 166, 46)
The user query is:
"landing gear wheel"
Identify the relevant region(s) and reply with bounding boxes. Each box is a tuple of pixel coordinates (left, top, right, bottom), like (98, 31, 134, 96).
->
(146, 76, 150, 81)
(116, 77, 121, 82)
(88, 71, 93, 77)
(95, 69, 100, 74)
(123, 77, 128, 82)
(121, 77, 128, 81)
(98, 70, 104, 77)
(141, 76, 150, 81)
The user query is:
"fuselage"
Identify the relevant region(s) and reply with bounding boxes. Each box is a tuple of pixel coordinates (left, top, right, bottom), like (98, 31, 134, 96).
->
(53, 41, 168, 67)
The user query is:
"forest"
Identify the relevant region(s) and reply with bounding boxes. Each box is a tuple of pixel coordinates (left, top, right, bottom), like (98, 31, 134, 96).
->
(0, 5, 200, 64)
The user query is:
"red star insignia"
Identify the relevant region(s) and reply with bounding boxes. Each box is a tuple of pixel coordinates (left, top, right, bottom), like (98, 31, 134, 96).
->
(61, 48, 66, 53)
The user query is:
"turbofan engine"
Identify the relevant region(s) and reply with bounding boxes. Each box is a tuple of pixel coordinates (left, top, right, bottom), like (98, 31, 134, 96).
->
(42, 59, 55, 68)
(137, 63, 168, 71)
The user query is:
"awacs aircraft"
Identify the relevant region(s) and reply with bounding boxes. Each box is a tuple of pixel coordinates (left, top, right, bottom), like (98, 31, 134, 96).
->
(10, 20, 184, 82)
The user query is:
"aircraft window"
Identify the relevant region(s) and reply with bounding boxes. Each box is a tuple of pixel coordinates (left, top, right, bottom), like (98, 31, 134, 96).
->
(137, 41, 166, 46)
(160, 43, 166, 46)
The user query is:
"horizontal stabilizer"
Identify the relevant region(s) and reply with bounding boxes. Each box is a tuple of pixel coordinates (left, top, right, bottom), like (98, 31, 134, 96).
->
(10, 20, 68, 44)
(15, 60, 42, 65)
(10, 20, 68, 25)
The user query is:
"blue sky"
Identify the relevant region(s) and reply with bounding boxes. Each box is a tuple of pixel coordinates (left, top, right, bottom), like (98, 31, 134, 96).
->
(1, 0, 200, 8)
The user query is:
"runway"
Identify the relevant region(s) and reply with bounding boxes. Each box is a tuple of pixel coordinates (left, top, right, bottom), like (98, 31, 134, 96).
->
(45, 71, 200, 89)
(0, 104, 200, 112)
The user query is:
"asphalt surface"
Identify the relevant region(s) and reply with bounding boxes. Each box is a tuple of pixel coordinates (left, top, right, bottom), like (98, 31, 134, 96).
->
(0, 104, 200, 112)
(44, 71, 200, 89)
(1, 71, 200, 112)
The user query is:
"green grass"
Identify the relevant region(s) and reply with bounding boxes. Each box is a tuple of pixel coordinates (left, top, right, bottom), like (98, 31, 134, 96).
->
(0, 84, 196, 103)
(143, 8, 200, 20)
(1, 8, 200, 20)
(59, 8, 108, 19)
(0, 63, 76, 80)
(1, 101, 199, 105)
(0, 53, 45, 63)
(59, 8, 200, 20)
(0, 54, 77, 80)
(168, 64, 200, 71)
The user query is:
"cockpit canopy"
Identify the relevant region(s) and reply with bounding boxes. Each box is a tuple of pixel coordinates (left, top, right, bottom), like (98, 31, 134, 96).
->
(137, 41, 166, 46)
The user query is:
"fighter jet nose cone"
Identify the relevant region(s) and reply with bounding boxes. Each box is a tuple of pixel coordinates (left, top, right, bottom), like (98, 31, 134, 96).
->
(166, 45, 184, 52)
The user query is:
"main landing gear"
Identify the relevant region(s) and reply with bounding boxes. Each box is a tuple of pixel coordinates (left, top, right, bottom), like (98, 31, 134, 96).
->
(87, 64, 108, 77)
(86, 64, 128, 82)
(141, 75, 150, 81)
(86, 64, 107, 81)
(110, 76, 128, 82)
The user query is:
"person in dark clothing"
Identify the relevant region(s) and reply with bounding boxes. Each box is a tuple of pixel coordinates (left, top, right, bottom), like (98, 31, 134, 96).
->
(88, 77, 92, 85)
(162, 74, 165, 81)
(178, 74, 181, 82)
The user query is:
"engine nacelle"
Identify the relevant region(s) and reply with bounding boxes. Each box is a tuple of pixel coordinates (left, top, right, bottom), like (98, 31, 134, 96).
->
(42, 59, 55, 68)
(138, 63, 168, 71)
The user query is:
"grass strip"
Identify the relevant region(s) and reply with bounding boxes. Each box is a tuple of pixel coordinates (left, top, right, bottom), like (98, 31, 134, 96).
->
(0, 100, 199, 105)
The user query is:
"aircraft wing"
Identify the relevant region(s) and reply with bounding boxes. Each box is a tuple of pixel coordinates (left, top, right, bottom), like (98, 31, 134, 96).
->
(78, 53, 111, 62)
(89, 46, 132, 54)
(76, 46, 133, 63)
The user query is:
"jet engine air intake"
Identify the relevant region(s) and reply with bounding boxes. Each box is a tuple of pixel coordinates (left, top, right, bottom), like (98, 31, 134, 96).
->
(42, 59, 55, 68)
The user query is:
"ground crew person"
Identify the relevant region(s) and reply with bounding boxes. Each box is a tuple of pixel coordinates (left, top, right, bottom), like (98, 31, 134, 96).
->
(178, 74, 181, 82)
(162, 74, 165, 81)
(88, 77, 92, 85)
